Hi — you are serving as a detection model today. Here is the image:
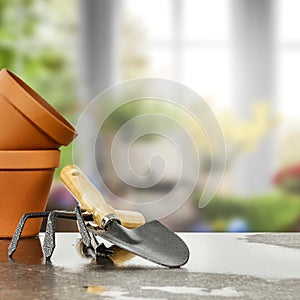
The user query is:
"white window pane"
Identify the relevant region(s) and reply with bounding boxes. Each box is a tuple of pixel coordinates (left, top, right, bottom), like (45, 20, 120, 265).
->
(148, 47, 173, 78)
(183, 0, 231, 42)
(277, 51, 300, 118)
(121, 45, 173, 80)
(124, 0, 172, 41)
(278, 0, 300, 42)
(182, 48, 232, 110)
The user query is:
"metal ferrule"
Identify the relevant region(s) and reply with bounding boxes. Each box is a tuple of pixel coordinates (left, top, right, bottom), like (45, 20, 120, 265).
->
(101, 214, 121, 230)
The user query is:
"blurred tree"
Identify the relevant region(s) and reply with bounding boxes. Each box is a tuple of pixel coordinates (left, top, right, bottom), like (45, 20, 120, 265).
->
(0, 0, 78, 178)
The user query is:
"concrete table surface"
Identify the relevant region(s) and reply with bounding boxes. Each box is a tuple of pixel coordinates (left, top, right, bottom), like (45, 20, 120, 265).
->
(0, 233, 300, 299)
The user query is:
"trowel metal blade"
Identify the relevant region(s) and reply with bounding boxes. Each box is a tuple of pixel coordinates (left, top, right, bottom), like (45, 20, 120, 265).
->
(88, 220, 189, 268)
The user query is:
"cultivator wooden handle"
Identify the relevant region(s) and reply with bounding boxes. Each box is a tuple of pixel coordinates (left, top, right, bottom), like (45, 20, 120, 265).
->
(60, 165, 145, 229)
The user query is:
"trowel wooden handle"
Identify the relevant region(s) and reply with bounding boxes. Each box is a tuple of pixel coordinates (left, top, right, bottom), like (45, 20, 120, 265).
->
(60, 165, 145, 229)
(114, 210, 145, 229)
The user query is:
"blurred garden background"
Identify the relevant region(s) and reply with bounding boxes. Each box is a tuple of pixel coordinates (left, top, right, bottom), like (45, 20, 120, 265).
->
(1, 0, 300, 232)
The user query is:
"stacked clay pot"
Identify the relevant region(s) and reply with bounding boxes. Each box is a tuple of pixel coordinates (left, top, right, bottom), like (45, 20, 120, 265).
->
(0, 68, 77, 237)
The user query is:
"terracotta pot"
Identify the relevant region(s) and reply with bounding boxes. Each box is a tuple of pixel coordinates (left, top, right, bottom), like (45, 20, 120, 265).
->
(0, 237, 43, 264)
(0, 68, 77, 149)
(0, 150, 60, 238)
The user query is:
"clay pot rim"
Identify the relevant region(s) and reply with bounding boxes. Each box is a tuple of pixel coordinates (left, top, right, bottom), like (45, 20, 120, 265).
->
(0, 69, 77, 146)
(0, 150, 60, 169)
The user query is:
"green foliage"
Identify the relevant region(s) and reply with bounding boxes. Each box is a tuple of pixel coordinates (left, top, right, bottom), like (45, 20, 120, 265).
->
(0, 45, 16, 68)
(101, 98, 189, 138)
(54, 142, 74, 180)
(201, 192, 300, 231)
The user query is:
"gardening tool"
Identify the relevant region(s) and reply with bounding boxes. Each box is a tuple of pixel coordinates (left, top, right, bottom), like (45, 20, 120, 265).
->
(60, 165, 190, 268)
